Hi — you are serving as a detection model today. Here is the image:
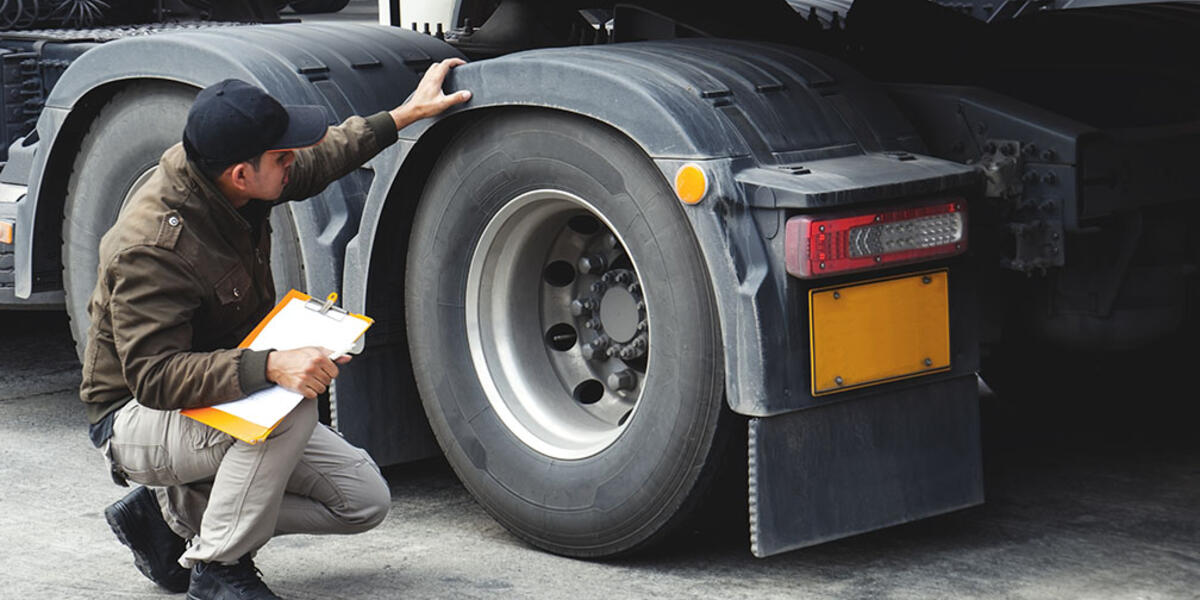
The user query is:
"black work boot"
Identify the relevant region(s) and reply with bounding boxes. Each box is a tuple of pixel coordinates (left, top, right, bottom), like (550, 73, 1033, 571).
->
(187, 555, 282, 600)
(104, 486, 191, 592)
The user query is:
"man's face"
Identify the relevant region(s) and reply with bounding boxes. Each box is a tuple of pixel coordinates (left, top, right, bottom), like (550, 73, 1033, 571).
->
(243, 149, 295, 201)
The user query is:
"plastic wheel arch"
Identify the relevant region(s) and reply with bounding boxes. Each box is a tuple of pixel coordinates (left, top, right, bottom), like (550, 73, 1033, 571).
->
(17, 23, 465, 302)
(354, 38, 936, 423)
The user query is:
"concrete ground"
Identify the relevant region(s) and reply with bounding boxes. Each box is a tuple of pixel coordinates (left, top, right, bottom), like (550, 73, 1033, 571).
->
(2, 309, 1199, 600)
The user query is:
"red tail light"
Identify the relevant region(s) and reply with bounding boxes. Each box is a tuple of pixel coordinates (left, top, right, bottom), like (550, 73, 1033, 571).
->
(785, 199, 966, 278)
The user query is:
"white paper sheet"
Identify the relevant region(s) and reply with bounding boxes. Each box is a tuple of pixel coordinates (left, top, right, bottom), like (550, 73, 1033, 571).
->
(214, 386, 304, 429)
(204, 296, 372, 428)
(245, 298, 368, 356)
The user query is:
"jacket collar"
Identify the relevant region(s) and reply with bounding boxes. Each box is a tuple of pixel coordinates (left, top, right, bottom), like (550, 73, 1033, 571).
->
(160, 143, 252, 233)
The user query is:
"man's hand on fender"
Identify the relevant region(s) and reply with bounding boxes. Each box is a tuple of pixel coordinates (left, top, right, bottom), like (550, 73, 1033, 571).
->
(266, 347, 352, 399)
(390, 58, 472, 128)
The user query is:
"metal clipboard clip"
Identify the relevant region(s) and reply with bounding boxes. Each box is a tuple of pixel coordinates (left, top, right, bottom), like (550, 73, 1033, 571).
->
(304, 292, 348, 321)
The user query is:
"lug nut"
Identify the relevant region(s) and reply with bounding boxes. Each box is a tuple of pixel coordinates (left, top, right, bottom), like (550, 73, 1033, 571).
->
(570, 299, 590, 316)
(581, 343, 600, 360)
(578, 254, 607, 275)
(607, 369, 637, 391)
(591, 281, 607, 294)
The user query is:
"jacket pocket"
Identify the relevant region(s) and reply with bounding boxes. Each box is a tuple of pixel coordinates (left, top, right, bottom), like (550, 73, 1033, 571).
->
(214, 264, 253, 306)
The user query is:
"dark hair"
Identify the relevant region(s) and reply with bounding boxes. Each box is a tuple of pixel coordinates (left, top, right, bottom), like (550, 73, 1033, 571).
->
(190, 150, 264, 183)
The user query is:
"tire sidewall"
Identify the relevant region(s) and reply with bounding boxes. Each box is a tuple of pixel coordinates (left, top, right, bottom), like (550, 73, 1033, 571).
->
(407, 112, 724, 554)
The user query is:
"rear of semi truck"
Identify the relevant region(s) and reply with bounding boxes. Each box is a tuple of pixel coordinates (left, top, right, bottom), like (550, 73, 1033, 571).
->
(339, 0, 988, 558)
(0, 0, 1194, 558)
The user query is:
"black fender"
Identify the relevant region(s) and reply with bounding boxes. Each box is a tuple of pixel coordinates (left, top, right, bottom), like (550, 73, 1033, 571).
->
(12, 23, 461, 305)
(8, 23, 463, 463)
(348, 38, 979, 425)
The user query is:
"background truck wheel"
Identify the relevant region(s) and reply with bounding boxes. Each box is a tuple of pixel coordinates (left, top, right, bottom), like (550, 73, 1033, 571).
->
(61, 82, 194, 359)
(406, 110, 732, 558)
(60, 82, 305, 359)
(288, 0, 350, 14)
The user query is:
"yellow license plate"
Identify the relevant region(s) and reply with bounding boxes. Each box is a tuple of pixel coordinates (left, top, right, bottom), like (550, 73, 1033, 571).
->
(809, 270, 951, 396)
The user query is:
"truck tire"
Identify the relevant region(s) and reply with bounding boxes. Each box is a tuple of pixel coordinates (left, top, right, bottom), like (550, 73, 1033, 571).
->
(61, 82, 305, 359)
(288, 0, 350, 14)
(62, 83, 195, 359)
(405, 110, 731, 558)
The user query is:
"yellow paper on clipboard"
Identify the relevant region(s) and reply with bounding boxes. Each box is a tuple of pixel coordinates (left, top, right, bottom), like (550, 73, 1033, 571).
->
(181, 290, 373, 444)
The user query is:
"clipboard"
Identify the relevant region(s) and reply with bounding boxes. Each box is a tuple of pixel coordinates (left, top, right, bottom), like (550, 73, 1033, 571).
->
(181, 290, 373, 444)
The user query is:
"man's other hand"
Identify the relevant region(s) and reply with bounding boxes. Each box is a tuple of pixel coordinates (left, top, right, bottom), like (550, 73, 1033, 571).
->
(390, 58, 472, 128)
(266, 347, 352, 399)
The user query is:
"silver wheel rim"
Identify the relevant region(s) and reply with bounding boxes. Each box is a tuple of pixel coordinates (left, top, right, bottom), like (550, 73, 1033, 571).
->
(465, 189, 651, 460)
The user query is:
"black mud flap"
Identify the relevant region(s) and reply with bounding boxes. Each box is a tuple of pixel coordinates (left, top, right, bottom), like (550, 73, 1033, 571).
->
(749, 375, 983, 557)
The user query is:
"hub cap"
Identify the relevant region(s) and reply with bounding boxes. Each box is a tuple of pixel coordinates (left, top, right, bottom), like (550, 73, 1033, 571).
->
(465, 190, 650, 459)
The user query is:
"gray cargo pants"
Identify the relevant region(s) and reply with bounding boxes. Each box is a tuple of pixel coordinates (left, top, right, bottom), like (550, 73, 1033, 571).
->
(105, 396, 391, 567)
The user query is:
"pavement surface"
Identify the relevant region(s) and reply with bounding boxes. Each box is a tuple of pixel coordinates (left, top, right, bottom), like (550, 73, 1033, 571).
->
(2, 309, 1199, 600)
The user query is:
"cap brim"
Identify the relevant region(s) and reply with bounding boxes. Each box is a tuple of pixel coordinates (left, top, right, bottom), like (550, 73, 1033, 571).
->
(268, 105, 328, 151)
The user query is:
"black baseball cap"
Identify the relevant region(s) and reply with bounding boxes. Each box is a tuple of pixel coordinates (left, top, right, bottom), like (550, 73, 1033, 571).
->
(183, 78, 327, 169)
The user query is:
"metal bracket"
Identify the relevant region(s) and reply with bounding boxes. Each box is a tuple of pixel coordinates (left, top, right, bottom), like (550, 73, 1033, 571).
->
(978, 138, 1024, 199)
(1002, 219, 1065, 274)
(978, 139, 1070, 274)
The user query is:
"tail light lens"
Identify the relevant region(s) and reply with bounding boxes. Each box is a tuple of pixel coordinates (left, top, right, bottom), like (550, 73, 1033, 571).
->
(785, 199, 966, 278)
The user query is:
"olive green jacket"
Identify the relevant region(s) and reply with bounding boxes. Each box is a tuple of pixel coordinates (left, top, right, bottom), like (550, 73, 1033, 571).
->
(80, 111, 398, 424)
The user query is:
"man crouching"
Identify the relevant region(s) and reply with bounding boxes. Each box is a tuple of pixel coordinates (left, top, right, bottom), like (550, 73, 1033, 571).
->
(81, 61, 470, 599)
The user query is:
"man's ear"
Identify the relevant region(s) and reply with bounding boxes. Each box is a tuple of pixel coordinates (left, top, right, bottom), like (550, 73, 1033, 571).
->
(224, 163, 250, 191)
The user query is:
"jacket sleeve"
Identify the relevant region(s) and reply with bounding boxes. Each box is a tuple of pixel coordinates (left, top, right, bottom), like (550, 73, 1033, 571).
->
(276, 111, 398, 203)
(107, 246, 264, 411)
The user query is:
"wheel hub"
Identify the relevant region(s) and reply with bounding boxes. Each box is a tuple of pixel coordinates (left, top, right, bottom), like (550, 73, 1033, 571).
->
(577, 268, 647, 360)
(465, 189, 651, 460)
